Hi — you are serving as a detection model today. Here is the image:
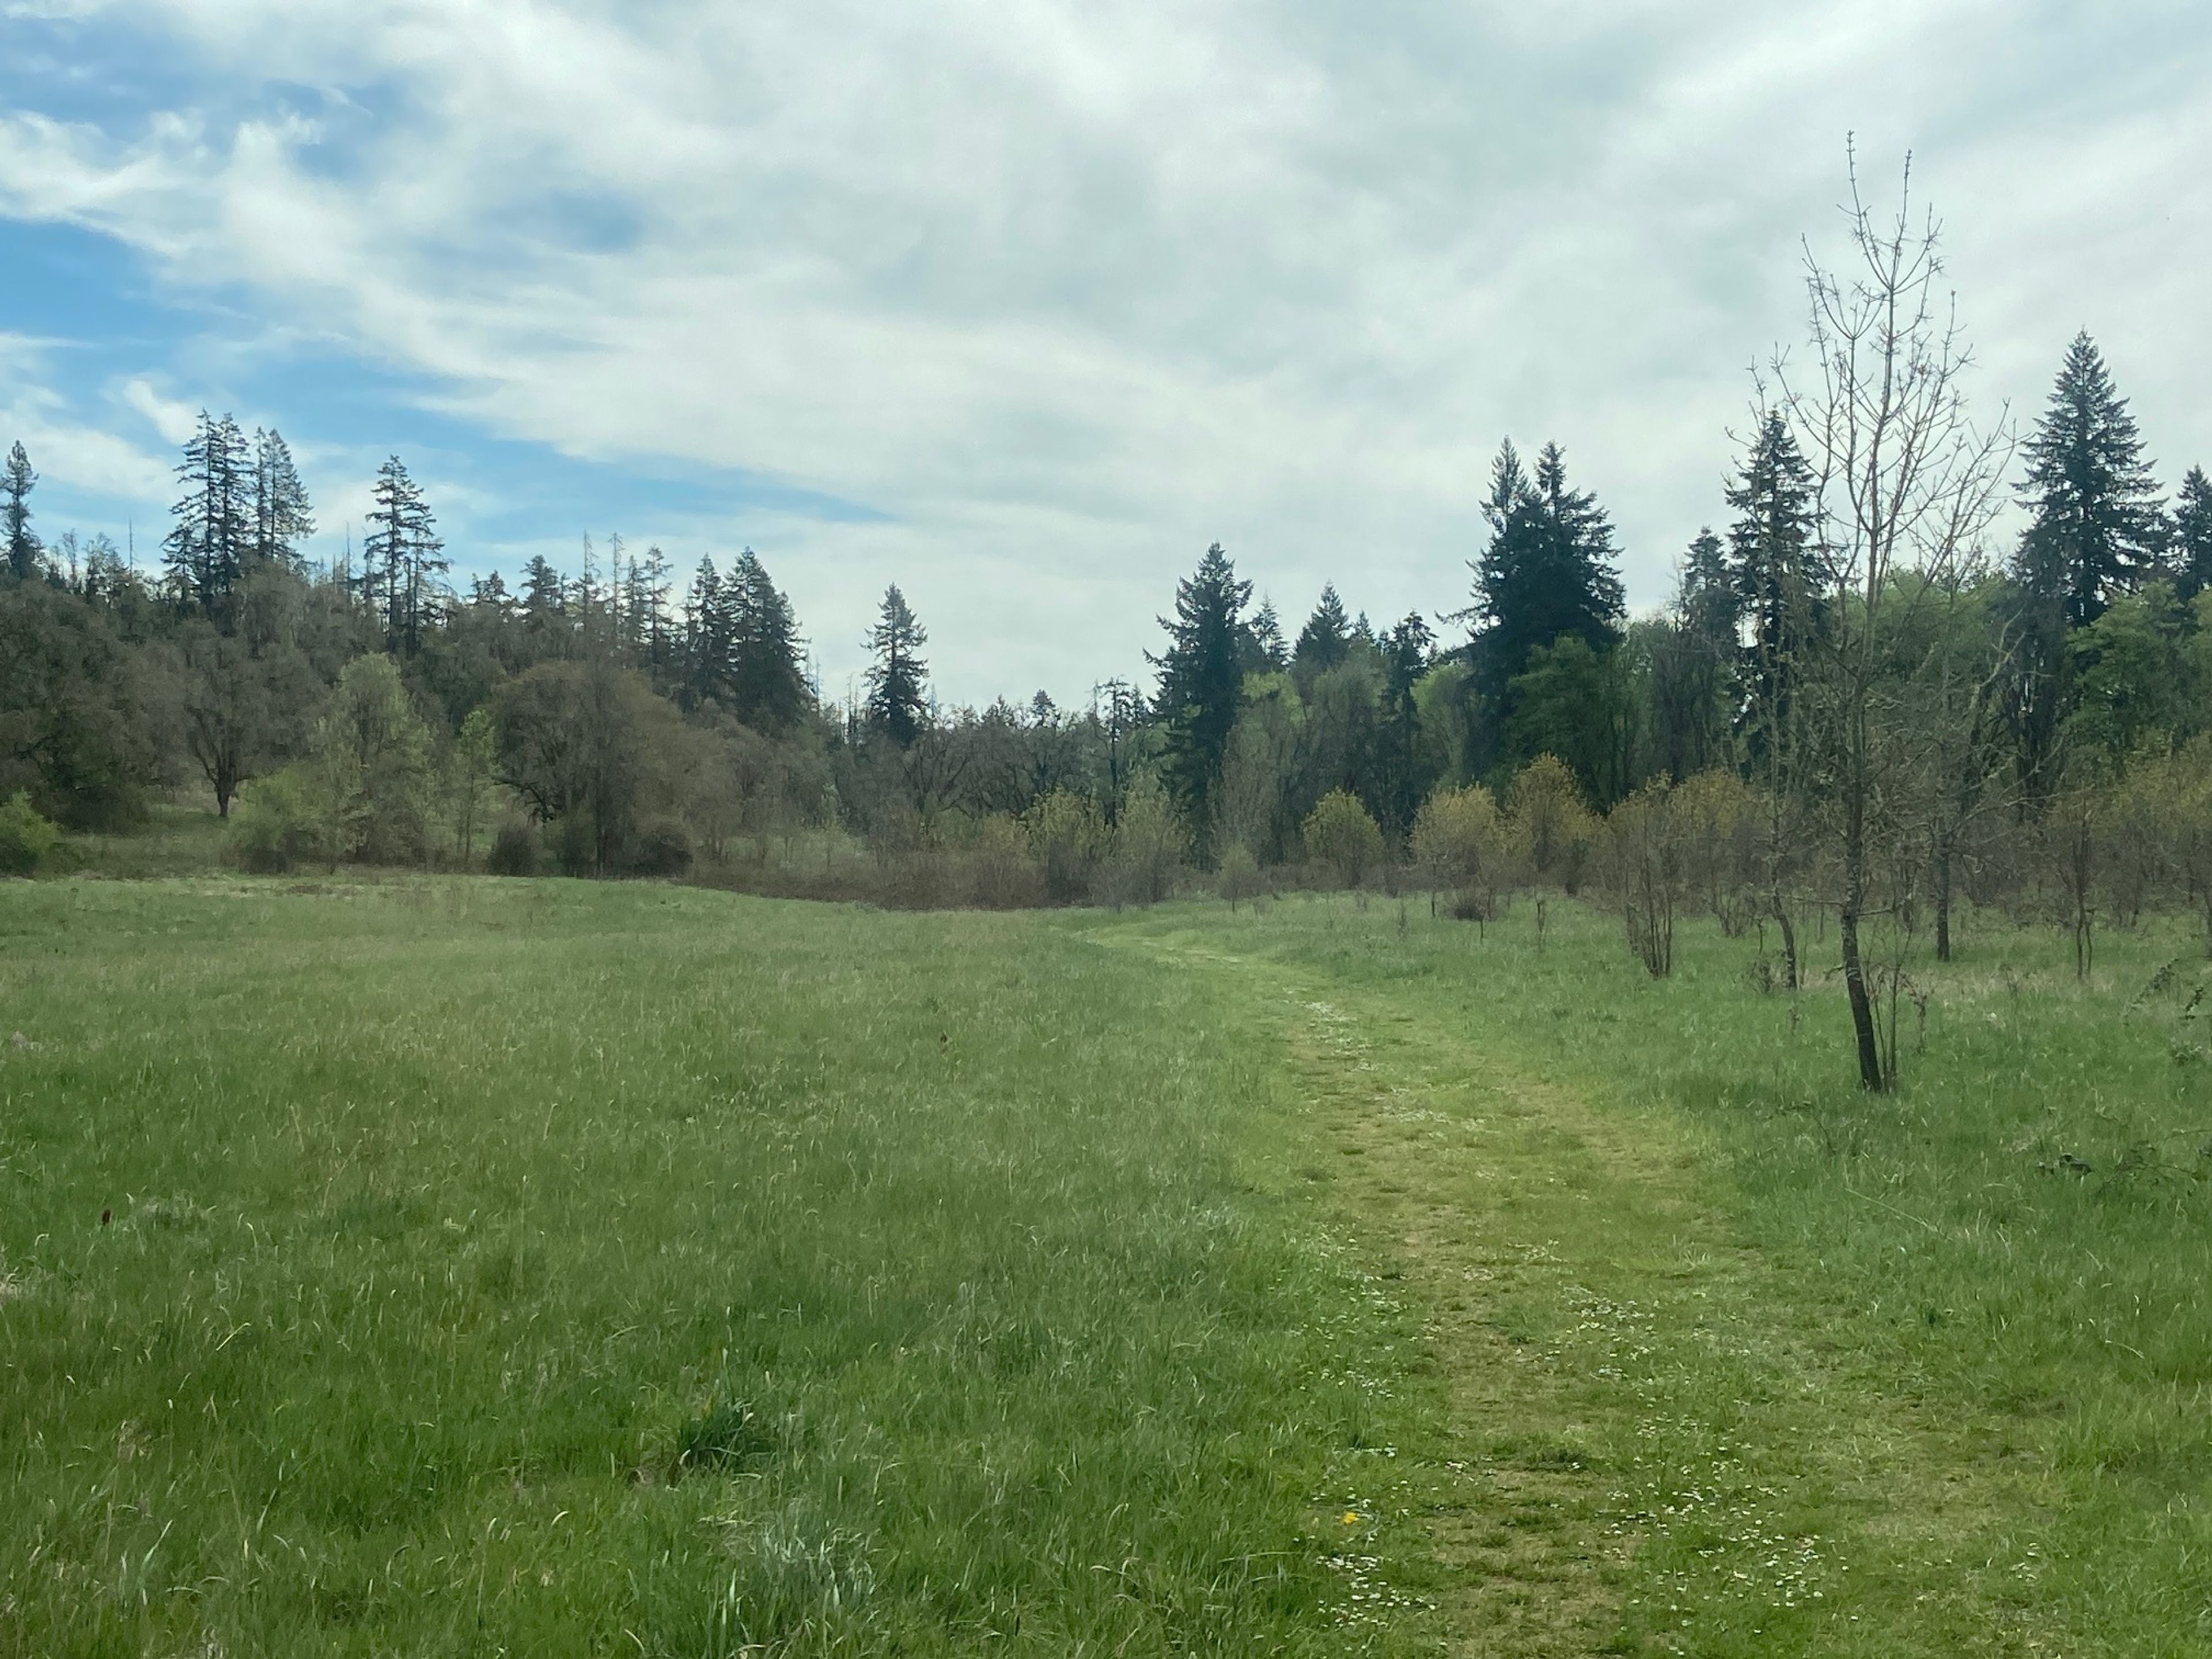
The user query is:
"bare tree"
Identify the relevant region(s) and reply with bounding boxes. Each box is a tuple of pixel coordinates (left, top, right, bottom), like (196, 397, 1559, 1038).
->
(1776, 150, 2012, 1090)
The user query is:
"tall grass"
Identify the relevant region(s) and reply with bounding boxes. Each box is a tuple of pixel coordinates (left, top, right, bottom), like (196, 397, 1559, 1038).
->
(0, 878, 1430, 1657)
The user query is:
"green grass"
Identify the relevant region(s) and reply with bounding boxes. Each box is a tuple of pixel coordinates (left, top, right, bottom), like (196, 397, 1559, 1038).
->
(0, 878, 1438, 1657)
(1107, 889, 2212, 1654)
(7, 872, 2211, 1654)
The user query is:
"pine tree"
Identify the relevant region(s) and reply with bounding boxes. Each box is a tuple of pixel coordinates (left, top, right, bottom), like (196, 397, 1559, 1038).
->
(2173, 465, 2212, 602)
(1650, 528, 1739, 782)
(1470, 440, 1626, 701)
(728, 548, 808, 731)
(1295, 585, 1353, 678)
(634, 544, 674, 678)
(681, 557, 726, 705)
(363, 455, 446, 656)
(521, 554, 567, 653)
(2, 441, 39, 582)
(1247, 599, 1288, 673)
(1726, 411, 1821, 753)
(863, 584, 929, 747)
(1377, 612, 1434, 839)
(1149, 542, 1251, 854)
(164, 411, 251, 609)
(250, 428, 315, 570)
(2012, 332, 2165, 629)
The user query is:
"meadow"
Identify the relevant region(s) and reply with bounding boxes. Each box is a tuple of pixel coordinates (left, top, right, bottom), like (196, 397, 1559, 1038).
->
(2, 873, 2209, 1655)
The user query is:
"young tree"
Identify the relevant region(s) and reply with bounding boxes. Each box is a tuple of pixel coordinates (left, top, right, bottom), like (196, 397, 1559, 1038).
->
(1779, 153, 2010, 1090)
(864, 584, 929, 747)
(2, 441, 39, 582)
(1149, 543, 1251, 857)
(363, 456, 447, 656)
(250, 428, 316, 570)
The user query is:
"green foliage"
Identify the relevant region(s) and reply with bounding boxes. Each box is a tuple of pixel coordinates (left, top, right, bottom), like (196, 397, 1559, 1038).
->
(228, 764, 340, 873)
(0, 789, 61, 874)
(1302, 787, 1383, 889)
(1150, 543, 1251, 858)
(1410, 782, 1516, 915)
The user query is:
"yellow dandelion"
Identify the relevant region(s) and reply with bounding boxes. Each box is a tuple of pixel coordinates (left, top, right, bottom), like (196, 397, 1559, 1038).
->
(1341, 1510, 1361, 1525)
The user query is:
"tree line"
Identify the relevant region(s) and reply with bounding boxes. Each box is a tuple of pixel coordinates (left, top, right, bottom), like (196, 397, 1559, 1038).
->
(5, 166, 2211, 1085)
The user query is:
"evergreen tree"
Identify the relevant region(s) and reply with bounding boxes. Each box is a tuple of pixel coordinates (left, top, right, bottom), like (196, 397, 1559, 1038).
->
(1294, 585, 1353, 684)
(2173, 465, 2212, 602)
(521, 555, 568, 652)
(1247, 599, 1288, 673)
(728, 548, 808, 731)
(2012, 332, 2165, 629)
(1726, 410, 1821, 753)
(1149, 542, 1250, 855)
(2, 441, 39, 582)
(863, 584, 929, 747)
(164, 411, 251, 609)
(681, 556, 726, 706)
(1470, 439, 1626, 701)
(249, 428, 315, 570)
(1377, 612, 1434, 839)
(1649, 527, 1739, 781)
(363, 455, 446, 656)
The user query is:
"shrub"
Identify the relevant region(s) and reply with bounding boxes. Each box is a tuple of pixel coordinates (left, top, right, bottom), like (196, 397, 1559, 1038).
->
(486, 820, 540, 877)
(1303, 789, 1384, 889)
(229, 766, 338, 874)
(1217, 840, 1266, 910)
(0, 791, 62, 876)
(626, 816, 695, 877)
(1411, 783, 1517, 917)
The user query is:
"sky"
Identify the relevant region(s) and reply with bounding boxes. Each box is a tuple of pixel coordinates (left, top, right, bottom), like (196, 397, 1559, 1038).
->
(3, 1, 2209, 707)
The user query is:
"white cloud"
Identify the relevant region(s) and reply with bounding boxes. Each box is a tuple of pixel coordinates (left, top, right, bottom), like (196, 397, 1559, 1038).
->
(116, 376, 199, 444)
(3, 1, 2210, 700)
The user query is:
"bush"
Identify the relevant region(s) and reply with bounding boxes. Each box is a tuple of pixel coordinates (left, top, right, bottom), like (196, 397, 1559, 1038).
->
(626, 816, 695, 877)
(1411, 783, 1516, 916)
(1303, 789, 1384, 889)
(229, 767, 336, 874)
(486, 820, 540, 877)
(0, 791, 62, 876)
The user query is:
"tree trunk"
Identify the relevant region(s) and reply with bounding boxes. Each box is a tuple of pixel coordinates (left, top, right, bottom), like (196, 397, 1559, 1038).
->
(1934, 840, 1952, 963)
(1840, 786, 1887, 1092)
(1773, 896, 1799, 992)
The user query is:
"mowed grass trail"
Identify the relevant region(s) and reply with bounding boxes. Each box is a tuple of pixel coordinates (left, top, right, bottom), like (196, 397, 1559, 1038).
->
(1100, 894, 2212, 1656)
(0, 880, 1441, 1658)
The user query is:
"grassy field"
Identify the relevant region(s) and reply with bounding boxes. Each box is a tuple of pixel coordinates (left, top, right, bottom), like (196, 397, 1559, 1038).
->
(3, 874, 2209, 1654)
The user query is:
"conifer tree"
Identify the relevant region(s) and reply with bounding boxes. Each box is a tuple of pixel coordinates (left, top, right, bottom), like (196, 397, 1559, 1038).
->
(249, 428, 315, 570)
(1294, 585, 1353, 683)
(1377, 612, 1434, 839)
(1149, 542, 1250, 855)
(728, 548, 807, 731)
(363, 455, 446, 656)
(864, 584, 929, 747)
(2, 441, 39, 582)
(1470, 439, 1625, 701)
(1726, 410, 1821, 753)
(164, 411, 251, 609)
(681, 556, 726, 705)
(1247, 599, 1289, 673)
(2013, 332, 2165, 629)
(521, 554, 567, 652)
(2172, 465, 2212, 602)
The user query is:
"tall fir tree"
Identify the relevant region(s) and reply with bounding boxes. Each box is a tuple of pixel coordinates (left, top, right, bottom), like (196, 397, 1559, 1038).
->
(2172, 465, 2212, 603)
(1149, 542, 1251, 855)
(2012, 332, 2165, 630)
(2, 440, 39, 582)
(1470, 439, 1626, 703)
(249, 428, 315, 570)
(1293, 585, 1353, 684)
(164, 411, 251, 609)
(363, 455, 446, 656)
(1246, 599, 1288, 673)
(1377, 611, 1435, 839)
(728, 548, 808, 731)
(681, 557, 726, 705)
(863, 584, 929, 747)
(1726, 410, 1821, 756)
